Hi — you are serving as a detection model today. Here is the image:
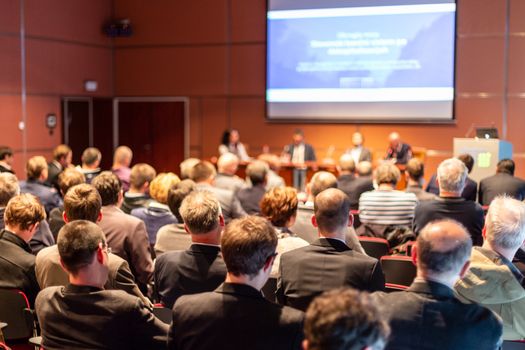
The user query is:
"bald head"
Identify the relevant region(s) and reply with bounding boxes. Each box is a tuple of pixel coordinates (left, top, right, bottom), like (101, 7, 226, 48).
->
(338, 154, 355, 174)
(314, 188, 351, 234)
(217, 153, 239, 175)
(310, 171, 337, 197)
(113, 146, 132, 167)
(417, 220, 472, 278)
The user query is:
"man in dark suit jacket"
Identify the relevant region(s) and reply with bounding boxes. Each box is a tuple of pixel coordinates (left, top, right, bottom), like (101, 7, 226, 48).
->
(45, 144, 72, 193)
(278, 189, 384, 311)
(20, 156, 62, 216)
(371, 220, 502, 350)
(0, 146, 15, 174)
(155, 191, 227, 308)
(345, 132, 372, 163)
(384, 132, 412, 165)
(35, 221, 167, 350)
(236, 160, 268, 215)
(0, 194, 45, 307)
(479, 159, 525, 206)
(168, 216, 304, 350)
(285, 129, 317, 163)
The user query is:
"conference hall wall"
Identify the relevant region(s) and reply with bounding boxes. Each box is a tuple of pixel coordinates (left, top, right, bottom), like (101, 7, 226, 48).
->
(0, 0, 113, 176)
(114, 0, 525, 180)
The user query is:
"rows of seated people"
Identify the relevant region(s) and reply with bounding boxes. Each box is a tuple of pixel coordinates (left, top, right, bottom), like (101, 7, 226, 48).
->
(0, 143, 525, 349)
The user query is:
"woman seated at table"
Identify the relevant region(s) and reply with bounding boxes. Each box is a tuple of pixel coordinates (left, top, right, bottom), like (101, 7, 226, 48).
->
(218, 129, 250, 161)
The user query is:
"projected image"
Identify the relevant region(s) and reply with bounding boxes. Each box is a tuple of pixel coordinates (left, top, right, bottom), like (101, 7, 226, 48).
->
(266, 0, 457, 121)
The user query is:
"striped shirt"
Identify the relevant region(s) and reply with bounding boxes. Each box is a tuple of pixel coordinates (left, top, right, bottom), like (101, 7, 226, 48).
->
(359, 190, 418, 226)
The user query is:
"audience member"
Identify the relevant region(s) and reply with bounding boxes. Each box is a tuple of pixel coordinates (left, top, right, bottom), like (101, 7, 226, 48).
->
(48, 168, 85, 238)
(167, 216, 304, 350)
(121, 163, 156, 214)
(277, 189, 384, 311)
(359, 163, 417, 228)
(372, 220, 502, 349)
(345, 131, 373, 164)
(155, 191, 227, 309)
(384, 132, 412, 165)
(77, 147, 102, 183)
(455, 196, 525, 340)
(258, 153, 286, 190)
(0, 146, 14, 174)
(179, 158, 200, 180)
(92, 172, 153, 289)
(20, 155, 62, 216)
(112, 145, 133, 192)
(214, 153, 245, 193)
(0, 193, 45, 306)
(405, 158, 437, 201)
(36, 183, 149, 304)
(260, 187, 309, 276)
(190, 161, 247, 222)
(346, 160, 375, 211)
(35, 221, 167, 349)
(131, 172, 179, 247)
(426, 154, 478, 201)
(304, 288, 389, 350)
(218, 129, 250, 161)
(336, 154, 356, 200)
(154, 180, 195, 256)
(413, 158, 484, 245)
(45, 144, 72, 192)
(236, 160, 268, 214)
(478, 159, 525, 206)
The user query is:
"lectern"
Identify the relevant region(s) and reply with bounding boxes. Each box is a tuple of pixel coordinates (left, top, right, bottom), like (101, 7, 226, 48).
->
(453, 138, 513, 183)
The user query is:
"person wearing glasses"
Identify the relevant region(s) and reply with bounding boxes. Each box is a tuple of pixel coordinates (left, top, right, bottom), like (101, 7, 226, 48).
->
(35, 220, 168, 349)
(167, 216, 304, 350)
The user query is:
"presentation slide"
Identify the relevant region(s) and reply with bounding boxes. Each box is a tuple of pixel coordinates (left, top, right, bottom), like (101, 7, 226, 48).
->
(266, 0, 457, 121)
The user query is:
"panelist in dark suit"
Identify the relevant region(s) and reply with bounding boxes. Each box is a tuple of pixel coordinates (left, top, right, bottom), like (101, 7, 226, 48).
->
(372, 220, 502, 350)
(277, 189, 384, 311)
(285, 129, 317, 163)
(45, 144, 72, 193)
(168, 216, 304, 350)
(479, 159, 525, 206)
(35, 221, 167, 350)
(0, 146, 15, 174)
(384, 132, 412, 165)
(345, 131, 372, 164)
(155, 191, 227, 309)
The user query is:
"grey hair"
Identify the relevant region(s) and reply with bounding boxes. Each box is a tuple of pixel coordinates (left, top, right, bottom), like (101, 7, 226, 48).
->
(437, 158, 467, 193)
(246, 160, 268, 186)
(0, 173, 20, 206)
(485, 196, 525, 250)
(179, 190, 222, 234)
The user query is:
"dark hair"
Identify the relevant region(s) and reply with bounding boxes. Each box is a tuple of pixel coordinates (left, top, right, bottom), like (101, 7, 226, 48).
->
(58, 168, 86, 195)
(221, 130, 231, 146)
(497, 159, 515, 175)
(167, 180, 196, 222)
(457, 154, 474, 174)
(4, 193, 46, 230)
(260, 187, 298, 227)
(293, 128, 304, 136)
(91, 171, 121, 206)
(57, 220, 106, 275)
(305, 288, 389, 350)
(221, 216, 277, 277)
(0, 146, 13, 161)
(406, 158, 424, 181)
(314, 189, 351, 233)
(64, 184, 102, 223)
(190, 161, 216, 183)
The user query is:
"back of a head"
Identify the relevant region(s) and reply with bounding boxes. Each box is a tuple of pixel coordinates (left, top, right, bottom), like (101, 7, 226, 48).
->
(417, 220, 472, 277)
(310, 171, 338, 197)
(496, 159, 515, 175)
(246, 160, 268, 186)
(26, 156, 47, 180)
(221, 216, 277, 277)
(258, 153, 281, 171)
(305, 288, 389, 350)
(4, 193, 46, 231)
(338, 154, 356, 173)
(375, 163, 400, 186)
(167, 180, 197, 222)
(179, 158, 199, 180)
(113, 145, 133, 166)
(190, 161, 216, 183)
(64, 184, 102, 223)
(0, 146, 13, 161)
(179, 190, 221, 234)
(485, 196, 525, 250)
(53, 144, 72, 162)
(356, 161, 373, 176)
(437, 158, 467, 193)
(260, 187, 298, 227)
(0, 173, 19, 207)
(149, 172, 180, 204)
(457, 154, 474, 174)
(57, 220, 106, 276)
(130, 163, 156, 190)
(406, 158, 424, 181)
(81, 147, 101, 167)
(217, 153, 239, 174)
(58, 168, 86, 195)
(314, 188, 350, 234)
(91, 171, 121, 206)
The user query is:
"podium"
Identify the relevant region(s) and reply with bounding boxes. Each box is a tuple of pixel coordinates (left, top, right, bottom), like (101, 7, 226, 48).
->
(453, 138, 513, 183)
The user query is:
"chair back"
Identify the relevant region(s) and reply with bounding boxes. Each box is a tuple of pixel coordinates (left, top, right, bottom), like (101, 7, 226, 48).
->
(358, 237, 390, 259)
(503, 341, 525, 350)
(380, 256, 417, 287)
(261, 277, 277, 303)
(152, 305, 172, 324)
(0, 289, 36, 341)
